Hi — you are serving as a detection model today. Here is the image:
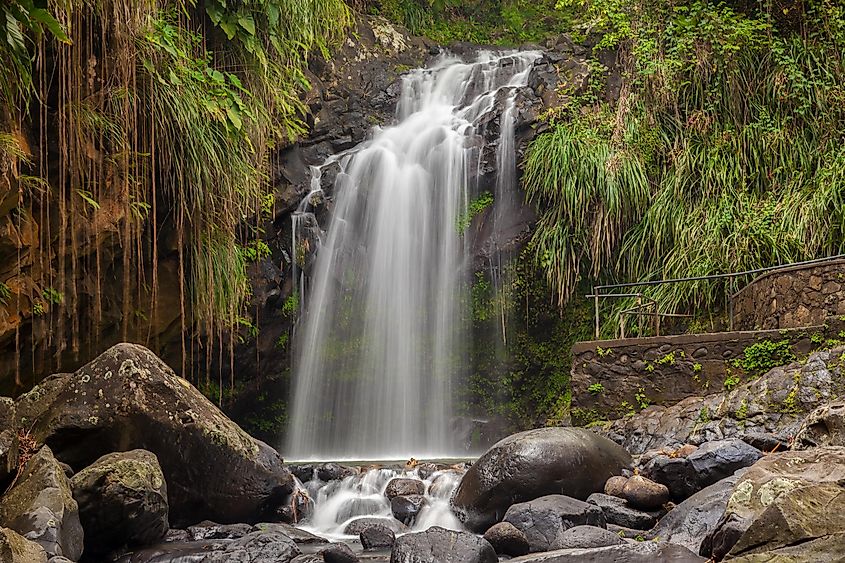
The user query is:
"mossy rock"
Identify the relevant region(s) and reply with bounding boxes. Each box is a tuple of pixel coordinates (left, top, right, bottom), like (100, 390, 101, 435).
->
(16, 343, 294, 527)
(0, 527, 47, 563)
(71, 449, 169, 553)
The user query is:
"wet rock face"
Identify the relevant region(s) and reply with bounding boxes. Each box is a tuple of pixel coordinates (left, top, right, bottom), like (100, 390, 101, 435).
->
(451, 427, 632, 532)
(503, 495, 606, 553)
(385, 478, 425, 499)
(389, 526, 497, 563)
(390, 494, 427, 526)
(15, 343, 294, 527)
(0, 446, 83, 560)
(71, 449, 169, 554)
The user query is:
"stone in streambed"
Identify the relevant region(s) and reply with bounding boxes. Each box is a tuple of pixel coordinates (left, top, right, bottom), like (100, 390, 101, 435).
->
(622, 475, 669, 510)
(385, 477, 425, 499)
(322, 542, 359, 563)
(344, 517, 408, 535)
(0, 446, 83, 560)
(187, 520, 253, 540)
(316, 463, 356, 483)
(390, 526, 496, 563)
(586, 493, 659, 530)
(71, 449, 168, 554)
(552, 525, 625, 550)
(16, 343, 294, 526)
(502, 542, 706, 562)
(451, 427, 632, 532)
(483, 522, 529, 556)
(604, 475, 628, 497)
(503, 495, 606, 553)
(391, 494, 427, 525)
(360, 523, 395, 549)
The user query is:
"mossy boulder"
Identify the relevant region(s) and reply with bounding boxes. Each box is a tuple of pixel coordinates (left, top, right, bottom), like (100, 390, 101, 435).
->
(15, 343, 294, 527)
(0, 446, 83, 560)
(0, 527, 47, 563)
(703, 446, 845, 559)
(71, 449, 168, 554)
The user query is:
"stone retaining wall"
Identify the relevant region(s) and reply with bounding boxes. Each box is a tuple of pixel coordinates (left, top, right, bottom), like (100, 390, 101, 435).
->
(731, 258, 845, 331)
(570, 321, 845, 426)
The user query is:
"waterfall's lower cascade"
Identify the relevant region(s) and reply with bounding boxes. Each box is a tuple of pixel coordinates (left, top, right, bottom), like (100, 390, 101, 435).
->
(287, 51, 541, 461)
(293, 465, 466, 539)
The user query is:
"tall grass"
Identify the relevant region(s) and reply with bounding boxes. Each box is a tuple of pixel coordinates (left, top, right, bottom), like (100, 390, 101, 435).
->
(525, 0, 845, 322)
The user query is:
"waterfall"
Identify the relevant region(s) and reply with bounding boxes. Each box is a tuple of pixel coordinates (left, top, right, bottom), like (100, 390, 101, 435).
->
(287, 51, 541, 461)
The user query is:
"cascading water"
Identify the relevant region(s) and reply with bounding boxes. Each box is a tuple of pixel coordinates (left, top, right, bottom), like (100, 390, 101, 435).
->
(287, 51, 541, 461)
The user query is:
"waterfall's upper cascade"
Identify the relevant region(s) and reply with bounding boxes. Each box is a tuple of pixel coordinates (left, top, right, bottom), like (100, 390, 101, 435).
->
(287, 51, 541, 461)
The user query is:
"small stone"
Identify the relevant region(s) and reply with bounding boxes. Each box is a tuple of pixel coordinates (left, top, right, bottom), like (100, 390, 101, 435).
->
(604, 476, 628, 497)
(482, 522, 529, 556)
(384, 478, 425, 499)
(322, 542, 358, 563)
(360, 524, 395, 549)
(622, 475, 670, 510)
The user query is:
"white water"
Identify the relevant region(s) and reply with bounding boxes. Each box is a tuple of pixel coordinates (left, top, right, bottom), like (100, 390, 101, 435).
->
(297, 467, 464, 539)
(287, 51, 541, 460)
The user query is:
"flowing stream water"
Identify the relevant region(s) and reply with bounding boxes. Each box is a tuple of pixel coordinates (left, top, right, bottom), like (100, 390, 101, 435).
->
(286, 50, 541, 462)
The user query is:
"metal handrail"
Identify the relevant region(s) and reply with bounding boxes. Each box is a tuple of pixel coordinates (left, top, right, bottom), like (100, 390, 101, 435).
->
(588, 253, 845, 339)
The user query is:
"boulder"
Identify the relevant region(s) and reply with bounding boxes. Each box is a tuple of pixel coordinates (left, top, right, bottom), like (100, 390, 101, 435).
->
(389, 527, 496, 563)
(728, 531, 845, 562)
(71, 449, 168, 553)
(648, 473, 740, 553)
(621, 475, 669, 510)
(344, 517, 408, 535)
(360, 524, 395, 549)
(316, 463, 355, 483)
(503, 542, 706, 562)
(390, 494, 427, 525)
(0, 527, 47, 563)
(794, 400, 845, 448)
(641, 455, 697, 500)
(0, 398, 17, 485)
(15, 343, 295, 526)
(702, 446, 845, 559)
(686, 440, 762, 490)
(385, 478, 425, 499)
(483, 522, 530, 556)
(726, 482, 845, 559)
(604, 476, 627, 498)
(451, 428, 632, 532)
(187, 521, 253, 540)
(120, 529, 302, 563)
(503, 495, 606, 552)
(0, 446, 83, 560)
(552, 525, 625, 550)
(322, 542, 359, 563)
(586, 494, 657, 530)
(254, 522, 328, 544)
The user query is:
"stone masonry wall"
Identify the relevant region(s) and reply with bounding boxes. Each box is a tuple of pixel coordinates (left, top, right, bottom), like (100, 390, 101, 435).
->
(731, 258, 845, 331)
(570, 322, 845, 426)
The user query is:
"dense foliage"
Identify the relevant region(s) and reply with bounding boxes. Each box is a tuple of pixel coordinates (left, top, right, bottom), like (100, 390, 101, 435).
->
(0, 0, 350, 389)
(524, 0, 845, 330)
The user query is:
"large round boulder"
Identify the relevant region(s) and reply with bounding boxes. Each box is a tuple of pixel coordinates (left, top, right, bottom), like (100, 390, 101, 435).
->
(0, 446, 83, 560)
(390, 527, 496, 563)
(15, 343, 295, 526)
(71, 449, 168, 553)
(451, 427, 632, 532)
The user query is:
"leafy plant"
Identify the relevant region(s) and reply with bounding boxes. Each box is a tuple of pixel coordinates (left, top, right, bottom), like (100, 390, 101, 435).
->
(282, 292, 299, 318)
(588, 382, 605, 394)
(733, 339, 796, 373)
(457, 191, 494, 233)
